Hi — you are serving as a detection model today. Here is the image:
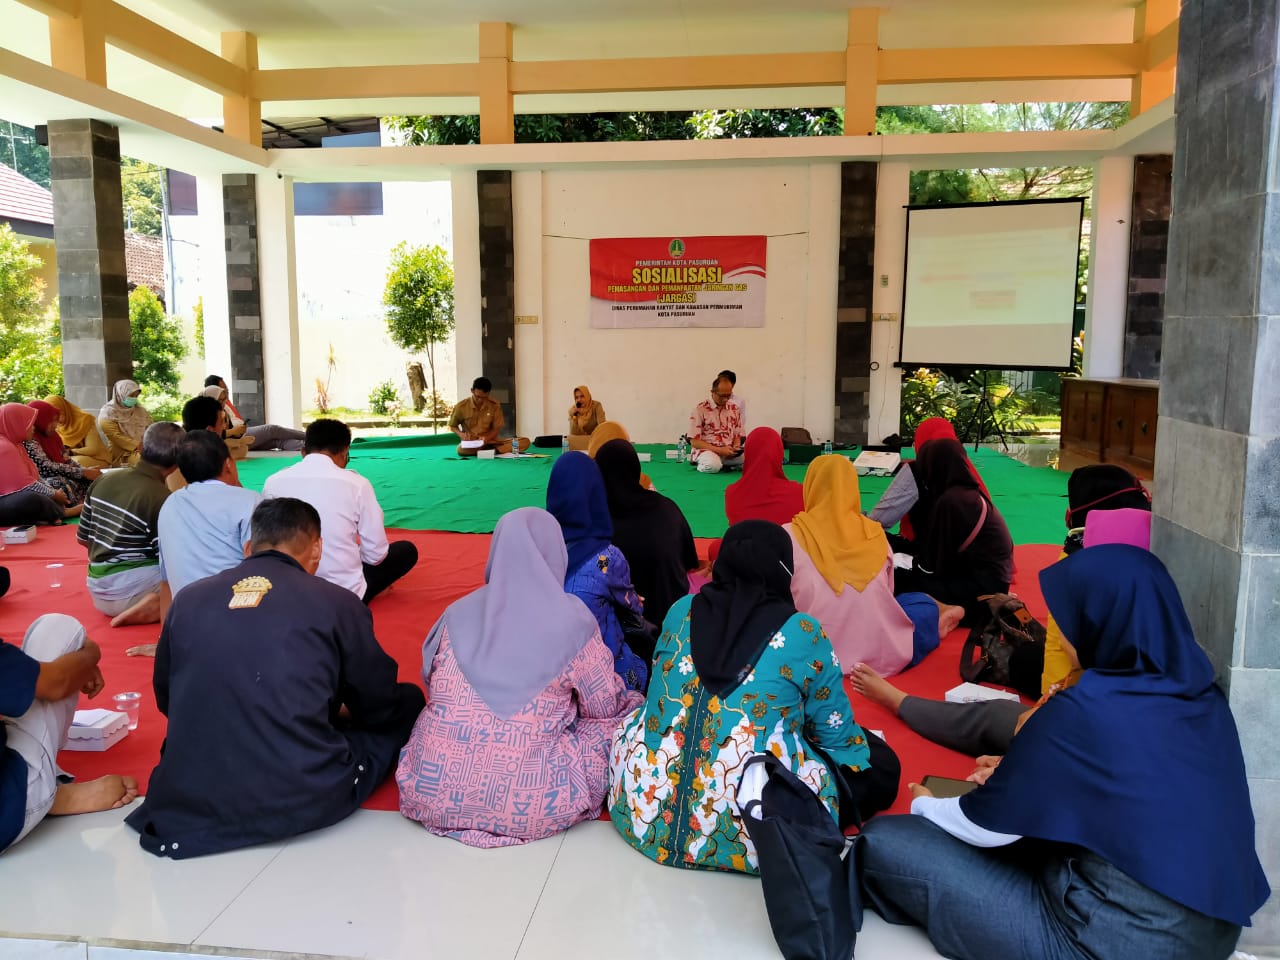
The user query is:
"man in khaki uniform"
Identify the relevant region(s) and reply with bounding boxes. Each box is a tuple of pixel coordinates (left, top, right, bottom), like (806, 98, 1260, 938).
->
(449, 377, 529, 456)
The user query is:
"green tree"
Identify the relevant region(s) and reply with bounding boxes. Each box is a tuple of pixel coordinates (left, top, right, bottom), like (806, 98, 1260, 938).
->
(128, 286, 187, 392)
(0, 223, 44, 329)
(193, 296, 205, 359)
(383, 243, 455, 430)
(0, 226, 61, 400)
(121, 157, 163, 236)
(0, 120, 50, 188)
(688, 107, 843, 138)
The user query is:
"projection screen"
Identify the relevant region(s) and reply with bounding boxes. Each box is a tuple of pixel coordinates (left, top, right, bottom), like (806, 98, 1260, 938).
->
(898, 199, 1084, 369)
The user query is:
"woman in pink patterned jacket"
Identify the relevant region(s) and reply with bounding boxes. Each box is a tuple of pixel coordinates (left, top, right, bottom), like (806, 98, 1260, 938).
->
(396, 507, 644, 847)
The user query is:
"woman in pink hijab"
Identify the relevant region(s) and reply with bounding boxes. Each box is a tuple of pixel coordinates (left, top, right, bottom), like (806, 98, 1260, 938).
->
(0, 403, 67, 525)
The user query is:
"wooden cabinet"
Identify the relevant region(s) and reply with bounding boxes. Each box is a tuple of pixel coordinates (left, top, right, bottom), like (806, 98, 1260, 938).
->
(1059, 378, 1159, 478)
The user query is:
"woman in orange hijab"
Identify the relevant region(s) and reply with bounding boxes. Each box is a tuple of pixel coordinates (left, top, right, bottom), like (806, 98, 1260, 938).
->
(568, 385, 606, 437)
(786, 455, 956, 675)
(43, 395, 113, 469)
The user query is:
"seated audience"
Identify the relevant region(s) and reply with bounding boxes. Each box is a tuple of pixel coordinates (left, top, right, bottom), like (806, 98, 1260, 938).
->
(546, 452, 649, 687)
(0, 403, 66, 526)
(860, 546, 1270, 960)
(609, 521, 898, 874)
(787, 455, 955, 677)
(892, 438, 1013, 620)
(449, 376, 528, 456)
(204, 375, 305, 451)
(567, 384, 606, 445)
(724, 426, 803, 526)
(97, 379, 154, 467)
(717, 368, 747, 428)
(586, 421, 654, 489)
(262, 418, 418, 603)
(1, 614, 138, 853)
(853, 464, 1154, 758)
(688, 374, 744, 474)
(126, 498, 425, 858)
(201, 386, 252, 458)
(43, 395, 113, 469)
(397, 507, 642, 847)
(168, 394, 237, 492)
(595, 438, 700, 628)
(77, 422, 183, 626)
(25, 400, 101, 511)
(868, 416, 990, 547)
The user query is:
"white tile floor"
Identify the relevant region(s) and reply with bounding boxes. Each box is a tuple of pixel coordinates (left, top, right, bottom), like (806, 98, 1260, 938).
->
(0, 807, 942, 960)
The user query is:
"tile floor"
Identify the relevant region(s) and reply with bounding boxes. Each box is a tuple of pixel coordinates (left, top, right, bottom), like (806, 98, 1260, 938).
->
(0, 806, 942, 960)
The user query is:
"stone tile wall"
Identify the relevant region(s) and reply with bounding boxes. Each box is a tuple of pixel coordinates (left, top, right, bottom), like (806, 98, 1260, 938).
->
(48, 119, 132, 411)
(1157, 0, 1280, 943)
(1122, 154, 1172, 379)
(477, 171, 516, 432)
(834, 162, 877, 446)
(222, 174, 265, 425)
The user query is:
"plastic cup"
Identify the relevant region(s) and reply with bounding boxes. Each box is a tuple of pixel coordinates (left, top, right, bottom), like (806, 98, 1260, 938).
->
(112, 691, 142, 731)
(47, 562, 63, 589)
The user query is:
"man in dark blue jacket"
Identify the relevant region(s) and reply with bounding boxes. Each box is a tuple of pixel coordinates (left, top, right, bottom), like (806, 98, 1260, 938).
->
(126, 497, 424, 858)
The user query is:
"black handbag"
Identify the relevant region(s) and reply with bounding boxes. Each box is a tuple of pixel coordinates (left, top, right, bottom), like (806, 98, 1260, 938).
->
(959, 593, 1047, 700)
(739, 752, 862, 960)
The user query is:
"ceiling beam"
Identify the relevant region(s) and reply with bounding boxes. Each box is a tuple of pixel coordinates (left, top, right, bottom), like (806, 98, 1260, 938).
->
(879, 43, 1144, 85)
(252, 63, 479, 101)
(510, 52, 845, 95)
(1145, 19, 1179, 71)
(104, 2, 245, 96)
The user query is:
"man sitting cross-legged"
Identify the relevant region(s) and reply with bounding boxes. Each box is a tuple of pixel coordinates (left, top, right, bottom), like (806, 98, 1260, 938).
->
(125, 497, 426, 859)
(127, 431, 263, 659)
(77, 421, 184, 627)
(1, 614, 138, 854)
(262, 418, 418, 603)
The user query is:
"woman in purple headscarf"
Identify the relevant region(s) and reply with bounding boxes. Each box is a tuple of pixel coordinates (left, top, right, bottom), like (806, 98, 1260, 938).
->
(396, 507, 644, 847)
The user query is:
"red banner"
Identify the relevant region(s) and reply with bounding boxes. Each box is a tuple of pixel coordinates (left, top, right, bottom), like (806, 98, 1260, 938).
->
(589, 235, 767, 328)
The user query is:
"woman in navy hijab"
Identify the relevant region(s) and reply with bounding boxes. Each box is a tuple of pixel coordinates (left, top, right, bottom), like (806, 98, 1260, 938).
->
(859, 545, 1270, 960)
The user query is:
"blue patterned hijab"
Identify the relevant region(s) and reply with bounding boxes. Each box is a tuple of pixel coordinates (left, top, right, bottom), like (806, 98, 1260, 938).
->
(546, 451, 614, 574)
(961, 545, 1270, 926)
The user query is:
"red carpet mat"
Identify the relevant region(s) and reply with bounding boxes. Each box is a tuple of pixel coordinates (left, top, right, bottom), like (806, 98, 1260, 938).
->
(0, 526, 1059, 818)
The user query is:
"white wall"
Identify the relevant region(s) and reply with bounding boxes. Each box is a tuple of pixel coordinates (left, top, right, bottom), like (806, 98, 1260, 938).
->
(1084, 155, 1134, 379)
(292, 180, 456, 415)
(870, 161, 910, 442)
(501, 163, 843, 442)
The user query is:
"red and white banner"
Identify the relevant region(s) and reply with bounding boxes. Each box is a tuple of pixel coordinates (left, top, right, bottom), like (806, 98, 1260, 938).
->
(589, 235, 767, 328)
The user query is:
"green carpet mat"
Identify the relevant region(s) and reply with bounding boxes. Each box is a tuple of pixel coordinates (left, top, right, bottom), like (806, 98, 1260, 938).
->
(234, 441, 1069, 544)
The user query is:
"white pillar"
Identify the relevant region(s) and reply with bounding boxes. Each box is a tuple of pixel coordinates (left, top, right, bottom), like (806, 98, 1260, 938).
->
(451, 171, 482, 400)
(255, 174, 302, 427)
(1083, 155, 1134, 379)
(803, 163, 841, 440)
(195, 175, 231, 385)
(870, 161, 910, 442)
(512, 170, 545, 437)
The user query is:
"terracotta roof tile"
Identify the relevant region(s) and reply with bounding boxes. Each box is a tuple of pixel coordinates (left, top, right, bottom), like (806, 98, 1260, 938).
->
(0, 162, 53, 226)
(125, 231, 166, 296)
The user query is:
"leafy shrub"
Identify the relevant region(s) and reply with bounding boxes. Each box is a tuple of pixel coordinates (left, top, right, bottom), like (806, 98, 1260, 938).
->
(368, 379, 401, 415)
(139, 389, 185, 422)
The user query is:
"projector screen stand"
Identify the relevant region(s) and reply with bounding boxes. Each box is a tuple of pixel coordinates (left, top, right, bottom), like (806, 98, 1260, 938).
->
(959, 370, 1009, 452)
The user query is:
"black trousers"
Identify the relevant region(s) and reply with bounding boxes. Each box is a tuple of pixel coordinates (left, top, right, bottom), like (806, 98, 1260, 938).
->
(839, 729, 901, 829)
(898, 696, 1024, 757)
(344, 682, 426, 807)
(893, 565, 1009, 624)
(361, 540, 419, 604)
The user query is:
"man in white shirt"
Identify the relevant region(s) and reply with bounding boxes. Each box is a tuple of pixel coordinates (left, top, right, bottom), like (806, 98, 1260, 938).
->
(261, 419, 418, 603)
(688, 374, 746, 474)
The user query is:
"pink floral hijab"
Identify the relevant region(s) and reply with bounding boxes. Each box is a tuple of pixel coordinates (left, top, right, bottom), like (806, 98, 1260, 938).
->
(0, 403, 40, 496)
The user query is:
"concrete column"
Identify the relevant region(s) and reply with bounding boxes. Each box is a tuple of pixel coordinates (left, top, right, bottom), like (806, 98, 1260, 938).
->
(477, 170, 516, 432)
(870, 161, 909, 443)
(451, 171, 482, 401)
(48, 119, 131, 411)
(255, 174, 301, 428)
(802, 163, 840, 440)
(833, 161, 878, 447)
(195, 175, 231, 383)
(1155, 0, 1280, 942)
(1082, 155, 1133, 379)
(1122, 154, 1172, 379)
(221, 174, 266, 424)
(512, 170, 545, 436)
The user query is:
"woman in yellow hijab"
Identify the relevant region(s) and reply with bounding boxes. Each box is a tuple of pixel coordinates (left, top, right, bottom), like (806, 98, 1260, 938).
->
(786, 455, 951, 676)
(43, 395, 114, 469)
(568, 385, 606, 437)
(586, 420, 654, 490)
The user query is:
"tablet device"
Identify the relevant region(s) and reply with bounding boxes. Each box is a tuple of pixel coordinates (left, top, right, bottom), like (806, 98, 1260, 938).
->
(920, 775, 979, 799)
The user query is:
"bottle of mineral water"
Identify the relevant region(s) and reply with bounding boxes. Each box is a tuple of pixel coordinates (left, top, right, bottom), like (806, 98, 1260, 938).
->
(677, 435, 688, 463)
(823, 439, 833, 456)
(561, 435, 569, 455)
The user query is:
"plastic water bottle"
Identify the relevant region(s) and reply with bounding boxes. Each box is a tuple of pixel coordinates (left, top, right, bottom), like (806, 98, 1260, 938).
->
(823, 439, 833, 456)
(561, 435, 569, 455)
(677, 435, 688, 463)
(510, 438, 520, 458)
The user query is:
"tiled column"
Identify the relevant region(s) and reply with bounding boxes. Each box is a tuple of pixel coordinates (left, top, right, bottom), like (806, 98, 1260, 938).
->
(833, 162, 877, 446)
(1155, 0, 1280, 942)
(222, 174, 265, 425)
(48, 119, 131, 411)
(477, 170, 516, 431)
(1122, 153, 1172, 379)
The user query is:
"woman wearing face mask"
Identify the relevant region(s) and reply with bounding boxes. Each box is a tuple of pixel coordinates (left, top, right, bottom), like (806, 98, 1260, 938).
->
(96, 380, 154, 467)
